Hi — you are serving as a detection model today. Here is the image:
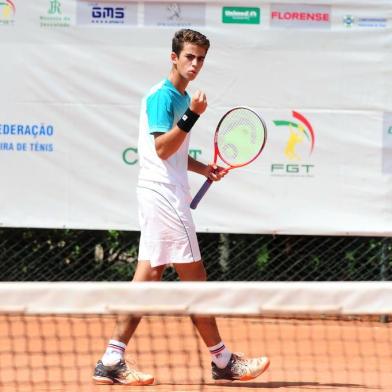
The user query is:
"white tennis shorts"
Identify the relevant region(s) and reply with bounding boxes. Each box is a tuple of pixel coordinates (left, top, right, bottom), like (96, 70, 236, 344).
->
(137, 181, 201, 267)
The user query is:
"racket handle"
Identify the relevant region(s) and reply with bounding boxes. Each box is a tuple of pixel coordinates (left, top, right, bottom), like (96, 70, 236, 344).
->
(190, 178, 213, 209)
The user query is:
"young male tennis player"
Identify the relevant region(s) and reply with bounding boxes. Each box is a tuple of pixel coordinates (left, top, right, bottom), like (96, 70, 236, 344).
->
(93, 29, 270, 386)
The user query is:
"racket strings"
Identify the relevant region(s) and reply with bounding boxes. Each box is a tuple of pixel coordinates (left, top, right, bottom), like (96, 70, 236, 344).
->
(217, 109, 266, 166)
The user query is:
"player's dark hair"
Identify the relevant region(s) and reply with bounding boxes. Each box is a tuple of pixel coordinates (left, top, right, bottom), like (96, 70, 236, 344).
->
(172, 29, 210, 56)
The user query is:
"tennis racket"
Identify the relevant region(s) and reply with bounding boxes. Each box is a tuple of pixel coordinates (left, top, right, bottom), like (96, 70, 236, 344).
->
(190, 107, 267, 209)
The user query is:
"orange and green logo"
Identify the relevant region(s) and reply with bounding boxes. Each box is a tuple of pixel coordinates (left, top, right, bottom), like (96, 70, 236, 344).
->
(0, 0, 15, 23)
(271, 111, 315, 176)
(273, 111, 315, 161)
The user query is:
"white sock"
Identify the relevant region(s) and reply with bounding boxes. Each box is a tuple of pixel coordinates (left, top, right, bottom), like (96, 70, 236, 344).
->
(208, 341, 232, 369)
(101, 339, 126, 366)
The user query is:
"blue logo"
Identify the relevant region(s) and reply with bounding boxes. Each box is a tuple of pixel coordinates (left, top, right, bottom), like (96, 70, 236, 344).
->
(91, 6, 124, 22)
(77, 2, 137, 26)
(343, 15, 354, 28)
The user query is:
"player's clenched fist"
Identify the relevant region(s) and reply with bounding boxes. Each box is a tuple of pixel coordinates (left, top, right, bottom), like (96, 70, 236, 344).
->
(190, 90, 207, 115)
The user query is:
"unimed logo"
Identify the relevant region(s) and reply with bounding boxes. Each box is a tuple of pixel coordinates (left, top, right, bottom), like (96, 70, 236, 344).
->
(222, 7, 260, 24)
(271, 4, 331, 29)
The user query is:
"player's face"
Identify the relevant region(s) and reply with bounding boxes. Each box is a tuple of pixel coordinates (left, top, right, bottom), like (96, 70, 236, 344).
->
(172, 43, 207, 81)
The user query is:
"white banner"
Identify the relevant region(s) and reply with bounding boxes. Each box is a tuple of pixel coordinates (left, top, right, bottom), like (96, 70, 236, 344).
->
(0, 0, 391, 235)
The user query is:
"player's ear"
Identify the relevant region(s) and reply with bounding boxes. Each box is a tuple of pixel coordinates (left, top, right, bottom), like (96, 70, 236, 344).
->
(171, 51, 178, 64)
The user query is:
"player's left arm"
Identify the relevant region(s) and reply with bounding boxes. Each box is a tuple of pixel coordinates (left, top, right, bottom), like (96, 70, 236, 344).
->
(188, 156, 226, 181)
(153, 90, 208, 160)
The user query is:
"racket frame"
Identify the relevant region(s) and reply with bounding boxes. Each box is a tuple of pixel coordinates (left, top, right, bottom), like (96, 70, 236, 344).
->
(190, 107, 267, 210)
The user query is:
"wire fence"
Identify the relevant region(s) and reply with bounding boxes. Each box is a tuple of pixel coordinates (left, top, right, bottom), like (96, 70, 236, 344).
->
(1, 228, 391, 281)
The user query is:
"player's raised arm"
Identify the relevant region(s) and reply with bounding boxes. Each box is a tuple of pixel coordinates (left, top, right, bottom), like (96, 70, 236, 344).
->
(154, 90, 207, 160)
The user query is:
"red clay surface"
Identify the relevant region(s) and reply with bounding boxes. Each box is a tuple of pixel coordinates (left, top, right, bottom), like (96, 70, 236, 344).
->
(0, 315, 391, 391)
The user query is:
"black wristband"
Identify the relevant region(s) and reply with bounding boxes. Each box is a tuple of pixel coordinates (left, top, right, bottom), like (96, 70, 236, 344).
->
(177, 108, 200, 133)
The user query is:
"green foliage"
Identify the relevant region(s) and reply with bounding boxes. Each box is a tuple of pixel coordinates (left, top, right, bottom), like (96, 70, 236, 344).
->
(0, 229, 390, 281)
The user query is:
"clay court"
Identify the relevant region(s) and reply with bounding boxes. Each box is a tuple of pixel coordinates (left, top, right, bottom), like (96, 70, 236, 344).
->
(1, 314, 391, 392)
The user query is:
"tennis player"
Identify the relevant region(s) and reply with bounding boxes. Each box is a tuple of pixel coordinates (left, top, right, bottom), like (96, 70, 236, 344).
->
(93, 29, 270, 385)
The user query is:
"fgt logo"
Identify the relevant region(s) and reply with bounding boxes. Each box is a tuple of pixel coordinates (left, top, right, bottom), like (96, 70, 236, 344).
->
(271, 111, 315, 176)
(0, 0, 15, 18)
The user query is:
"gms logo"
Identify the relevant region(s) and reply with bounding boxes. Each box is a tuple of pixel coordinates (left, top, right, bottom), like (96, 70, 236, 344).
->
(0, 0, 15, 25)
(77, 2, 137, 26)
(271, 111, 315, 176)
(91, 6, 124, 22)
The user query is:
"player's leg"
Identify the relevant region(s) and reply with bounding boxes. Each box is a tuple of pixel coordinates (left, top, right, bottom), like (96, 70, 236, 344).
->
(174, 260, 270, 382)
(108, 261, 165, 344)
(93, 261, 165, 385)
(174, 261, 223, 345)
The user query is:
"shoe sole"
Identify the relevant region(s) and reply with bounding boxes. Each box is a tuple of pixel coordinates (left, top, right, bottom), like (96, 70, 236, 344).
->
(240, 357, 270, 381)
(92, 376, 114, 385)
(115, 377, 155, 386)
(214, 356, 270, 383)
(92, 376, 154, 386)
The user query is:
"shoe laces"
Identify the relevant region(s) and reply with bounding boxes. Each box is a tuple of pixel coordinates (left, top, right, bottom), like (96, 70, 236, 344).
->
(231, 353, 251, 372)
(232, 352, 246, 362)
(120, 358, 141, 378)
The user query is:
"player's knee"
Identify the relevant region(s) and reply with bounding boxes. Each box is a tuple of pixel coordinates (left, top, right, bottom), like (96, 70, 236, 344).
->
(193, 263, 207, 281)
(149, 268, 163, 281)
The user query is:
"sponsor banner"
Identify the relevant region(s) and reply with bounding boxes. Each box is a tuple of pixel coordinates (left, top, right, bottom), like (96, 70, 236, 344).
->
(270, 4, 331, 29)
(0, 0, 15, 26)
(0, 105, 390, 234)
(122, 147, 203, 166)
(383, 113, 392, 175)
(40, 0, 72, 28)
(271, 111, 315, 177)
(0, 123, 55, 153)
(77, 1, 137, 25)
(190, 109, 391, 235)
(222, 7, 260, 25)
(343, 15, 387, 29)
(144, 2, 205, 27)
(0, 1, 391, 235)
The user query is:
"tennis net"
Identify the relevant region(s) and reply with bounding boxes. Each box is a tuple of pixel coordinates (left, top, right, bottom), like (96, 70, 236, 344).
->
(0, 282, 391, 392)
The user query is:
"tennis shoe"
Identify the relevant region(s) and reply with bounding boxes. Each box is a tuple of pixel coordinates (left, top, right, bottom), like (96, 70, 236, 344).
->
(212, 353, 270, 382)
(92, 359, 154, 385)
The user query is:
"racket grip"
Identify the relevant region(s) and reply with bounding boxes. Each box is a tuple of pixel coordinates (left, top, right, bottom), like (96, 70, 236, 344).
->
(190, 178, 213, 209)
